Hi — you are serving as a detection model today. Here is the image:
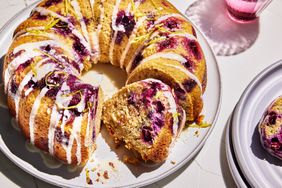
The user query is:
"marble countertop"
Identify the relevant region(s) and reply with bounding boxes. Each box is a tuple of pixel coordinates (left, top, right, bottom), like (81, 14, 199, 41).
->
(0, 0, 281, 187)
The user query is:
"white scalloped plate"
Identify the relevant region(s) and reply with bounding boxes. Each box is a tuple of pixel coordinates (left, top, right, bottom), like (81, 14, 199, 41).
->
(232, 60, 282, 188)
(0, 1, 221, 187)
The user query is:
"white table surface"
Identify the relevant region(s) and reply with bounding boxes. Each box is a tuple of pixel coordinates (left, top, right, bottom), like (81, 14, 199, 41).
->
(0, 0, 281, 187)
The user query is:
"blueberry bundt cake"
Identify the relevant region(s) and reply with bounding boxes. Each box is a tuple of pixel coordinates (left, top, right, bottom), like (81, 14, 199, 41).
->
(258, 96, 282, 160)
(102, 79, 185, 162)
(3, 0, 206, 165)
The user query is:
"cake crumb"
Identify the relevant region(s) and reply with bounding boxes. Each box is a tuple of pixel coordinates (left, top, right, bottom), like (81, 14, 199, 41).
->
(170, 160, 176, 165)
(123, 155, 139, 165)
(95, 178, 100, 182)
(194, 130, 200, 137)
(91, 168, 96, 172)
(196, 115, 205, 125)
(85, 169, 93, 185)
(97, 172, 101, 177)
(90, 159, 95, 163)
(103, 170, 109, 179)
(109, 162, 115, 169)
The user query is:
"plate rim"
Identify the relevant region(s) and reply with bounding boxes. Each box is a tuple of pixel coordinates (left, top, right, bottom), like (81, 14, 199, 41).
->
(231, 59, 282, 187)
(0, 1, 222, 187)
(225, 114, 250, 188)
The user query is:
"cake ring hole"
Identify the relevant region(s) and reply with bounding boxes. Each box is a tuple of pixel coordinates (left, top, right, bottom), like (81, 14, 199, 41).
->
(81, 64, 127, 100)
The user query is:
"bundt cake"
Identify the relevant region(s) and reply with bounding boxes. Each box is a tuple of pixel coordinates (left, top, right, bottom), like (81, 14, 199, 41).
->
(3, 0, 206, 165)
(102, 79, 185, 162)
(258, 96, 282, 160)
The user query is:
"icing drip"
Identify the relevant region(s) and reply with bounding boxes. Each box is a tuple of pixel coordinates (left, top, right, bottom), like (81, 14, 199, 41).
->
(48, 82, 70, 155)
(85, 94, 96, 147)
(162, 63, 202, 93)
(29, 87, 49, 144)
(14, 58, 51, 121)
(169, 32, 197, 41)
(66, 115, 83, 164)
(120, 16, 147, 69)
(109, 0, 122, 64)
(163, 89, 179, 135)
(128, 52, 202, 94)
(126, 14, 198, 72)
(33, 7, 69, 22)
(69, 0, 91, 50)
(32, 7, 91, 54)
(153, 13, 185, 26)
(90, 0, 95, 10)
(111, 0, 124, 32)
(5, 40, 57, 92)
(95, 0, 105, 60)
(138, 52, 187, 66)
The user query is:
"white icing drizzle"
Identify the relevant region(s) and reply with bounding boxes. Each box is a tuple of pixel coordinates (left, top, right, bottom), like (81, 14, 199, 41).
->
(96, 0, 105, 61)
(84, 94, 96, 147)
(69, 0, 91, 50)
(126, 13, 197, 72)
(48, 105, 59, 155)
(60, 109, 71, 139)
(91, 31, 100, 59)
(29, 87, 49, 144)
(33, 7, 91, 55)
(162, 63, 203, 93)
(153, 13, 185, 26)
(33, 7, 69, 22)
(23, 29, 82, 65)
(71, 0, 100, 56)
(48, 82, 70, 155)
(125, 44, 143, 73)
(120, 16, 147, 69)
(131, 52, 202, 93)
(109, 0, 123, 64)
(139, 52, 187, 65)
(169, 32, 197, 41)
(4, 40, 57, 92)
(109, 33, 117, 65)
(14, 26, 45, 38)
(90, 0, 95, 10)
(163, 90, 179, 135)
(111, 0, 124, 32)
(66, 115, 83, 164)
(13, 58, 51, 121)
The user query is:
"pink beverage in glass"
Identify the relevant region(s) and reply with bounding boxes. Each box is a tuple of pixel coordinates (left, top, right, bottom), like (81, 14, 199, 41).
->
(225, 0, 272, 22)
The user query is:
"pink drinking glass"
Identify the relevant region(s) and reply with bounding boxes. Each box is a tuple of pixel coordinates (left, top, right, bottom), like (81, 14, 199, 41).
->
(225, 0, 272, 23)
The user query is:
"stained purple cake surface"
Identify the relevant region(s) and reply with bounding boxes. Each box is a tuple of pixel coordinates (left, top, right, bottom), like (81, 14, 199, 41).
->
(258, 96, 282, 160)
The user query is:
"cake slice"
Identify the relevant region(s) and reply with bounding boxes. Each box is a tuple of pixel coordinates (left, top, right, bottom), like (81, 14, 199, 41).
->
(258, 96, 282, 160)
(102, 79, 185, 162)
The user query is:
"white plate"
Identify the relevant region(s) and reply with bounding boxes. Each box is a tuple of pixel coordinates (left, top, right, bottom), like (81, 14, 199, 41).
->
(232, 60, 282, 188)
(225, 115, 249, 188)
(0, 1, 221, 187)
